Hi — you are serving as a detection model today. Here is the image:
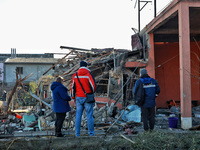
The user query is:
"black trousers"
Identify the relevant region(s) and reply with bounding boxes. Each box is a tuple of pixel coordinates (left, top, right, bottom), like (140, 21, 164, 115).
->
(55, 113, 66, 134)
(141, 107, 155, 131)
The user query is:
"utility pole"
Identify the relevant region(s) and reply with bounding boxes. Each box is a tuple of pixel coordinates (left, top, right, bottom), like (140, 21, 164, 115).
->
(135, 0, 155, 32)
(154, 0, 156, 18)
(138, 1, 140, 32)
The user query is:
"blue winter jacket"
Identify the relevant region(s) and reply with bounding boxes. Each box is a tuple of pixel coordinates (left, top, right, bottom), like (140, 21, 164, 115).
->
(133, 74, 160, 108)
(51, 81, 71, 113)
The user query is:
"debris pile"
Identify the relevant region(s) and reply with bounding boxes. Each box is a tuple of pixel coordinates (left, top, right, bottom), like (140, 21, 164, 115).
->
(0, 48, 147, 136)
(1, 47, 200, 137)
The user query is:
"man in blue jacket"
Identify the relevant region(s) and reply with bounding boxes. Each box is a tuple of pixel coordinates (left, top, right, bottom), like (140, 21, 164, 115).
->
(133, 68, 160, 131)
(51, 76, 71, 137)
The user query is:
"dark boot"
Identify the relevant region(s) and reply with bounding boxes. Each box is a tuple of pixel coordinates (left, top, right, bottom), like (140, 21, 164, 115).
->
(55, 132, 64, 137)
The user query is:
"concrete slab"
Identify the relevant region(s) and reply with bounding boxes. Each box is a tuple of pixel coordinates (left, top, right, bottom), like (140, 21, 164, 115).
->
(12, 130, 105, 137)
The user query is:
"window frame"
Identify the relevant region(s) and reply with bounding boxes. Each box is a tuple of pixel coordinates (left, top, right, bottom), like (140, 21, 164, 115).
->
(16, 67, 23, 74)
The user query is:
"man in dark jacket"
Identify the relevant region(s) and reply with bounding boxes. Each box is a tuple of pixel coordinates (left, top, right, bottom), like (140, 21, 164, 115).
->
(133, 68, 160, 131)
(51, 76, 71, 137)
(2, 90, 7, 107)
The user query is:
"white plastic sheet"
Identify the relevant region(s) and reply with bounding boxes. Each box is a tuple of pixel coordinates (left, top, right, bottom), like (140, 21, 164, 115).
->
(121, 105, 141, 123)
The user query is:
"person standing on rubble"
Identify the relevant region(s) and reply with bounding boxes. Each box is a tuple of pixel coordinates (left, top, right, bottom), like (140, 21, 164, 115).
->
(71, 61, 96, 137)
(2, 90, 7, 106)
(133, 68, 160, 131)
(51, 76, 71, 137)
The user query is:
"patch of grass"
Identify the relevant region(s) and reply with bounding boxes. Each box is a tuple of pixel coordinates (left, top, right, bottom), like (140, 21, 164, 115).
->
(110, 131, 200, 150)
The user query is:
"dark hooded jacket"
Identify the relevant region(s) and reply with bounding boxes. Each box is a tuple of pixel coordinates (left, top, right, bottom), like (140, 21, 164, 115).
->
(51, 81, 71, 113)
(133, 74, 160, 108)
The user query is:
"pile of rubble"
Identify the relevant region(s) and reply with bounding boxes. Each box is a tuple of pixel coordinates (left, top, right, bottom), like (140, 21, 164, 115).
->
(1, 47, 200, 137)
(0, 47, 147, 136)
(2, 103, 200, 137)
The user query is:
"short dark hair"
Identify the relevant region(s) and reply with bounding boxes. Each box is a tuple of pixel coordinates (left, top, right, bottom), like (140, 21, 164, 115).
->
(80, 61, 88, 67)
(56, 76, 64, 83)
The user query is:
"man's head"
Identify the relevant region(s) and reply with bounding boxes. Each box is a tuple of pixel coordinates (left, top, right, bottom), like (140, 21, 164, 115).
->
(56, 76, 64, 83)
(140, 68, 147, 77)
(80, 61, 88, 67)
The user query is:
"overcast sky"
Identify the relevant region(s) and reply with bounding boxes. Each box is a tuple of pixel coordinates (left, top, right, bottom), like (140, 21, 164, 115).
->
(0, 0, 172, 54)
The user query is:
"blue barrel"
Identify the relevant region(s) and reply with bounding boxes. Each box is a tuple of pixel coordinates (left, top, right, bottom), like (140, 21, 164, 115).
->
(168, 117, 178, 128)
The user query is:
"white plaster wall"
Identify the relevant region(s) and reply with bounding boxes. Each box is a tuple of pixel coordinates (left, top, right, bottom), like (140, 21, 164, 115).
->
(5, 64, 54, 83)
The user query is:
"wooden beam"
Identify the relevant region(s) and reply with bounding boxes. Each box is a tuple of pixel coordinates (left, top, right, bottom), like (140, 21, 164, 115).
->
(120, 134, 136, 144)
(87, 52, 112, 62)
(43, 50, 73, 75)
(60, 46, 91, 51)
(30, 92, 52, 108)
(6, 73, 33, 113)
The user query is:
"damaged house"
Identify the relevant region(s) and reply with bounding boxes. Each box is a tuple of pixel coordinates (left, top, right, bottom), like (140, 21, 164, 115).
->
(52, 46, 145, 109)
(134, 0, 200, 129)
